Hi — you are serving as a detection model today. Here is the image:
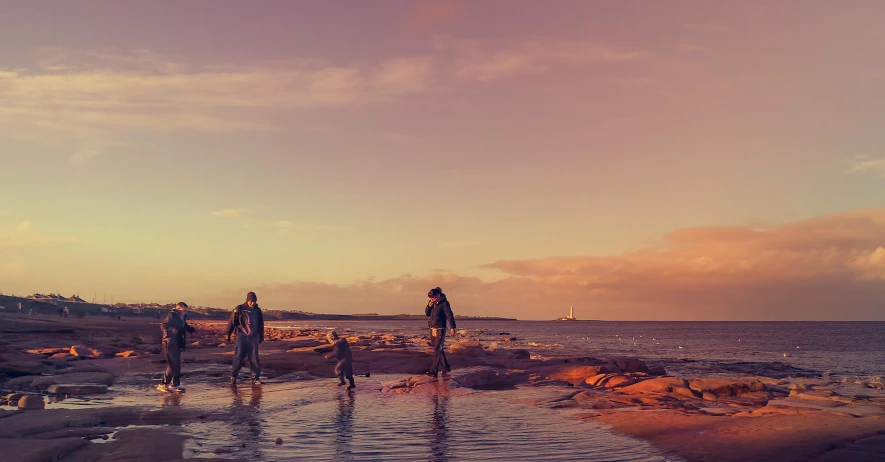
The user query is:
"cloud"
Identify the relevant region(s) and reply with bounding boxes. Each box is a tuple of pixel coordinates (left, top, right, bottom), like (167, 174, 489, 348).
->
(435, 36, 645, 82)
(0, 48, 434, 162)
(848, 155, 885, 178)
(2, 39, 641, 161)
(0, 221, 77, 250)
(211, 209, 246, 218)
(208, 208, 885, 320)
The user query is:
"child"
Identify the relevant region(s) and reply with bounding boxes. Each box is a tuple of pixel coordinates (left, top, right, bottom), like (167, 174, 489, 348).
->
(158, 302, 196, 393)
(324, 331, 355, 390)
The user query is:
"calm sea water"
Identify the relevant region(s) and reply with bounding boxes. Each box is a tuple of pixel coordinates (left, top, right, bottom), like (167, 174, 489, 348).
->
(270, 320, 885, 380)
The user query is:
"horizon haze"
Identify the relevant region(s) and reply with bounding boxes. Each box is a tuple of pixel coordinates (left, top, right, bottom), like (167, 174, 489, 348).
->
(2, 1, 884, 321)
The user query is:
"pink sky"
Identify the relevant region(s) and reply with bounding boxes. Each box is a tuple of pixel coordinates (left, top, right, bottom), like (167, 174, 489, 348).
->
(1, 1, 883, 319)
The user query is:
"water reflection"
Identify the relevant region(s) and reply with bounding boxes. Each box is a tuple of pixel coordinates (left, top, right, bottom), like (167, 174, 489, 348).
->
(333, 391, 355, 458)
(230, 384, 263, 459)
(158, 392, 182, 407)
(428, 387, 450, 462)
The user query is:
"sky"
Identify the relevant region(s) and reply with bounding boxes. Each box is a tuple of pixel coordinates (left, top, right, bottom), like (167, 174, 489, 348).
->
(1, 1, 884, 320)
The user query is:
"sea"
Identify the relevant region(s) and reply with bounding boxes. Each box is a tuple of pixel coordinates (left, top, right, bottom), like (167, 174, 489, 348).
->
(269, 320, 885, 381)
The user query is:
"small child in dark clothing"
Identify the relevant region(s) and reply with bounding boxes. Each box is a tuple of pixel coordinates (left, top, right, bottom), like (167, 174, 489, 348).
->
(324, 331, 355, 390)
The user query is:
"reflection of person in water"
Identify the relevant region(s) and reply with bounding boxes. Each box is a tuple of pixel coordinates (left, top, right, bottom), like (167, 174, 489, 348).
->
(229, 385, 264, 459)
(333, 391, 355, 458)
(429, 392, 450, 461)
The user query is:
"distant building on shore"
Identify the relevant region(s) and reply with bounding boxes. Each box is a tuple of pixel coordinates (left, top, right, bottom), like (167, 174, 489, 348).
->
(27, 293, 88, 304)
(557, 305, 577, 321)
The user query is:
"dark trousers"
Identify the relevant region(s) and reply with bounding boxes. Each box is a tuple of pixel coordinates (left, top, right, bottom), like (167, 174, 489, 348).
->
(162, 341, 182, 387)
(429, 328, 450, 374)
(231, 335, 261, 380)
(335, 360, 355, 386)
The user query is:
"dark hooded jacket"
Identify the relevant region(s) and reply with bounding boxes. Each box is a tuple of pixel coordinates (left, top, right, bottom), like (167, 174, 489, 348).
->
(226, 303, 265, 342)
(161, 310, 195, 347)
(425, 294, 456, 329)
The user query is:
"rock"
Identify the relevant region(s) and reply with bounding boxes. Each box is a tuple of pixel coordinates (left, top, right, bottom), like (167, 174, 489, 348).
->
(0, 361, 50, 377)
(647, 365, 667, 376)
(275, 438, 283, 445)
(32, 372, 115, 389)
(615, 358, 649, 374)
(450, 366, 514, 389)
(26, 348, 69, 355)
(509, 349, 531, 359)
(4, 375, 39, 389)
(702, 392, 718, 401)
(18, 395, 45, 410)
(47, 383, 109, 395)
(115, 351, 140, 358)
(70, 345, 102, 358)
(449, 341, 487, 357)
(7, 392, 27, 402)
(49, 353, 72, 359)
(619, 376, 691, 395)
(605, 375, 641, 388)
(688, 378, 764, 398)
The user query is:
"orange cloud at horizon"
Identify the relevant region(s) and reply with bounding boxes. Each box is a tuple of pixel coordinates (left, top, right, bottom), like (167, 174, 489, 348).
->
(211, 208, 885, 321)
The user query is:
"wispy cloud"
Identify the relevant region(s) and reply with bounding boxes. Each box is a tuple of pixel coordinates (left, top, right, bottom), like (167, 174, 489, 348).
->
(0, 47, 435, 163)
(0, 221, 77, 250)
(848, 155, 885, 178)
(211, 209, 247, 218)
(435, 36, 645, 83)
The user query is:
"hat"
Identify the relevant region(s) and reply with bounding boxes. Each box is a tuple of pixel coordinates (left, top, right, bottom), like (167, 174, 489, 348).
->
(246, 292, 257, 303)
(326, 331, 339, 343)
(428, 287, 442, 297)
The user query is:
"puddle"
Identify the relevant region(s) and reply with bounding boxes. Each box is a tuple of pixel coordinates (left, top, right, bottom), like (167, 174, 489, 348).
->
(5, 375, 682, 461)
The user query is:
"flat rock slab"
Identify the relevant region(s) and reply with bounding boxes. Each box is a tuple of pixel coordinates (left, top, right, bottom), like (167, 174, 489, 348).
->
(0, 437, 89, 462)
(32, 372, 115, 389)
(47, 384, 109, 395)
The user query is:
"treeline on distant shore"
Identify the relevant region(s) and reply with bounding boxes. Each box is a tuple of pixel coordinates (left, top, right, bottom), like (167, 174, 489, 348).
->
(0, 295, 515, 321)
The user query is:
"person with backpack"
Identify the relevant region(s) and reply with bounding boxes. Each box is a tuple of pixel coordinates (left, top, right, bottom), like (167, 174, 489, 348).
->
(424, 287, 456, 377)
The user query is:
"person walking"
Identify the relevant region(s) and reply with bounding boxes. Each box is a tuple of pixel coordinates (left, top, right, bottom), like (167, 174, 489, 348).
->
(324, 331, 356, 390)
(226, 291, 265, 386)
(424, 287, 456, 377)
(158, 302, 196, 393)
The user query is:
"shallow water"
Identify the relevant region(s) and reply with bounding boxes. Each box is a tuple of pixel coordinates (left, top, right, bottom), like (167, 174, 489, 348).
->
(267, 320, 885, 379)
(34, 375, 681, 461)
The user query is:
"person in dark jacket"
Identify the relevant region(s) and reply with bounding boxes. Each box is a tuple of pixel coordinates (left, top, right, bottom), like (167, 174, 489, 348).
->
(158, 302, 196, 393)
(226, 291, 265, 386)
(324, 331, 355, 390)
(424, 287, 456, 377)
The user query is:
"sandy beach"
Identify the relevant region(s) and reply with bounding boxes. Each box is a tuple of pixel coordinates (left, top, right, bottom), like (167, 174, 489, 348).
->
(1, 313, 884, 461)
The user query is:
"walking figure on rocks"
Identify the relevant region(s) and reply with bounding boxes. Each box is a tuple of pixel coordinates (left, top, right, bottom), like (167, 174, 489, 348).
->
(425, 287, 456, 377)
(325, 331, 356, 390)
(158, 302, 196, 393)
(226, 291, 265, 386)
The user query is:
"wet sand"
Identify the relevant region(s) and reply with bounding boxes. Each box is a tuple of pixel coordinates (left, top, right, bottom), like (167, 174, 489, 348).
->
(1, 313, 884, 461)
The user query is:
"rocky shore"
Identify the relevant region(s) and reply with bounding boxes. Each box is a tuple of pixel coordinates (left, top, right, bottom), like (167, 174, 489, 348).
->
(1, 313, 883, 461)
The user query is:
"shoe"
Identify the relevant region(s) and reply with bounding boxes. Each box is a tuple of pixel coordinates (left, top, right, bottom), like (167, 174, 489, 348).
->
(174, 386, 186, 393)
(346, 385, 354, 391)
(425, 371, 438, 377)
(251, 379, 263, 385)
(157, 383, 170, 392)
